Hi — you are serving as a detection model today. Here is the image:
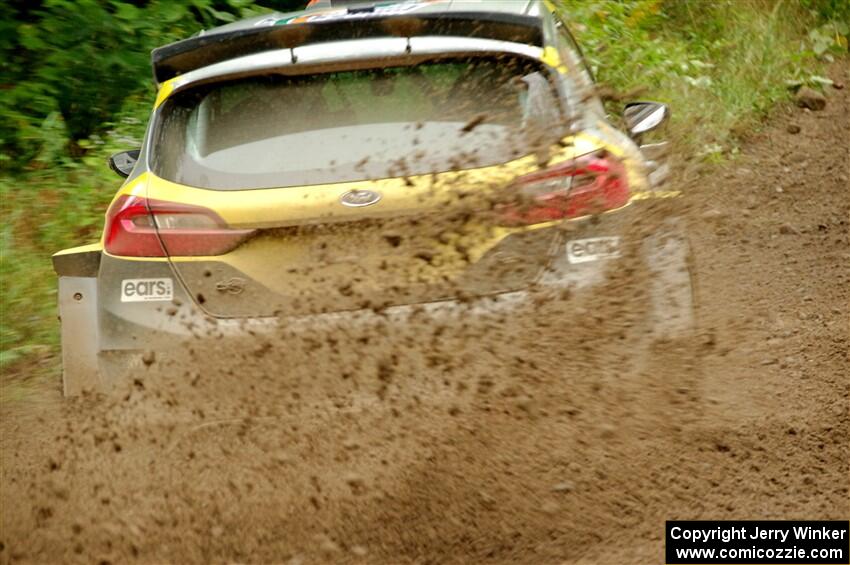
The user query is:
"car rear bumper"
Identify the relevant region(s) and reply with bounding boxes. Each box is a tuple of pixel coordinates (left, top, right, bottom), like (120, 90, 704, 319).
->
(57, 202, 695, 392)
(96, 250, 614, 349)
(94, 203, 627, 340)
(89, 257, 628, 389)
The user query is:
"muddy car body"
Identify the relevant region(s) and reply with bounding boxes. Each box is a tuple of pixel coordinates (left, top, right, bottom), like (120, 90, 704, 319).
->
(53, 0, 693, 395)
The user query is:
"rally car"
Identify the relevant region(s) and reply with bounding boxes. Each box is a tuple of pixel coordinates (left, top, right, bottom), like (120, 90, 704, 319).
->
(53, 0, 693, 395)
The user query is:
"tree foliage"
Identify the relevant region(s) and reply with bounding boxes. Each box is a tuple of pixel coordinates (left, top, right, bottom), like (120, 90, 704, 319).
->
(0, 0, 308, 170)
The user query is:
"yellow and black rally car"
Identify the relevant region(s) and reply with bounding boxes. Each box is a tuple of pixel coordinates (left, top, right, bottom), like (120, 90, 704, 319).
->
(53, 0, 694, 395)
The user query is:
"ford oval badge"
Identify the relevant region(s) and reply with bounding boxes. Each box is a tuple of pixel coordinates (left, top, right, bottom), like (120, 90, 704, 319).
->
(340, 189, 381, 207)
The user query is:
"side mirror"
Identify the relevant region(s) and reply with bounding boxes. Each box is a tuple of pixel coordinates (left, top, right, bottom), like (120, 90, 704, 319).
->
(108, 149, 141, 178)
(623, 101, 669, 137)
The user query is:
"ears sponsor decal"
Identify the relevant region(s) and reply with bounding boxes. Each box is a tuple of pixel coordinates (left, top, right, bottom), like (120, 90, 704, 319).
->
(566, 237, 621, 264)
(121, 278, 174, 302)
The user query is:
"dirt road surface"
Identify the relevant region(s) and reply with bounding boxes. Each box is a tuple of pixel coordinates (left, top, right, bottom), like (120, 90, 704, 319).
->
(1, 65, 847, 564)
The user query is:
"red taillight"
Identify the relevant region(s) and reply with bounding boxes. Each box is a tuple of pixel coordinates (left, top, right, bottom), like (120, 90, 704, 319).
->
(104, 195, 253, 257)
(498, 151, 629, 226)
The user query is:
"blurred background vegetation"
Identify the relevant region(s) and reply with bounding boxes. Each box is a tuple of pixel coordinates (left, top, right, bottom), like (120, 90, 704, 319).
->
(1, 0, 847, 375)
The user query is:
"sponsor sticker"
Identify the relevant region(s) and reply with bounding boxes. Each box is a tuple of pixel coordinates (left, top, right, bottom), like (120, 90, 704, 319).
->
(566, 237, 621, 264)
(121, 278, 173, 303)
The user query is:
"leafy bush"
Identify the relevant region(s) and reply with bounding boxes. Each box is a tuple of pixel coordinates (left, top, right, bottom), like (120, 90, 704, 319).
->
(0, 109, 143, 366)
(0, 0, 268, 170)
(800, 0, 850, 23)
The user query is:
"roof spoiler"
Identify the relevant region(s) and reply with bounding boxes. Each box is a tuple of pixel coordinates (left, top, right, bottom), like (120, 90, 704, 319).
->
(150, 12, 543, 86)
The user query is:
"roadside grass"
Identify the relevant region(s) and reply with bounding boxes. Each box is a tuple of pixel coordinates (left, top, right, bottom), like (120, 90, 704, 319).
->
(0, 168, 115, 386)
(1, 113, 145, 379)
(0, 0, 845, 380)
(560, 0, 841, 158)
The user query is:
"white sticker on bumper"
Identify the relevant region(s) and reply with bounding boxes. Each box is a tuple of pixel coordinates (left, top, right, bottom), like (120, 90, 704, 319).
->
(121, 278, 174, 302)
(566, 237, 622, 264)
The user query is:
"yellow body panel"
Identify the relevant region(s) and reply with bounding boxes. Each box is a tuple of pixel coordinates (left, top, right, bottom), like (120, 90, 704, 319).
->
(62, 44, 668, 293)
(114, 131, 642, 261)
(93, 129, 652, 281)
(138, 137, 618, 220)
(154, 77, 179, 109)
(54, 242, 103, 257)
(540, 46, 568, 74)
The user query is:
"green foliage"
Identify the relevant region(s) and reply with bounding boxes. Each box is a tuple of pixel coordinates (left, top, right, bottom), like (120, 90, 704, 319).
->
(0, 125, 132, 362)
(0, 80, 150, 368)
(806, 20, 850, 57)
(559, 0, 831, 157)
(0, 0, 256, 170)
(800, 0, 850, 24)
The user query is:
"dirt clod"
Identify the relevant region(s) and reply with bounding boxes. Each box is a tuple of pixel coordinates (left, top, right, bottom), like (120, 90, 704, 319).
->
(794, 86, 827, 111)
(141, 350, 156, 366)
(778, 223, 800, 235)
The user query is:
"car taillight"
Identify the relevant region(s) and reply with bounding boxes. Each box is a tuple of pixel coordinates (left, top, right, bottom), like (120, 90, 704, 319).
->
(104, 195, 254, 257)
(497, 150, 629, 226)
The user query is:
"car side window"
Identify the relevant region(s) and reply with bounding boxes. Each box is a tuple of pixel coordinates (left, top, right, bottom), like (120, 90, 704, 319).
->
(555, 19, 594, 81)
(552, 15, 604, 115)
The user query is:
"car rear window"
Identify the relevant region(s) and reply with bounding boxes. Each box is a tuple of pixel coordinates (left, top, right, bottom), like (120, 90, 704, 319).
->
(151, 56, 564, 190)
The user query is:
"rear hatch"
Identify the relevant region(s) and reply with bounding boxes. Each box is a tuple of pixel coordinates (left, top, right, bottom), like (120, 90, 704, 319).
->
(146, 54, 565, 317)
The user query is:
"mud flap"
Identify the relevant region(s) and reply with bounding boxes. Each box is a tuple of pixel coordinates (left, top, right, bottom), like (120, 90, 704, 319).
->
(58, 276, 101, 395)
(642, 219, 696, 341)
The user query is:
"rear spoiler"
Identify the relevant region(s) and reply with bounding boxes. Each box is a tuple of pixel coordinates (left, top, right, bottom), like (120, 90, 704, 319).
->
(151, 12, 543, 86)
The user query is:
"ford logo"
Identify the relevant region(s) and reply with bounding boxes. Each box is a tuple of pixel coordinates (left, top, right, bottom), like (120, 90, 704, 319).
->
(340, 189, 381, 207)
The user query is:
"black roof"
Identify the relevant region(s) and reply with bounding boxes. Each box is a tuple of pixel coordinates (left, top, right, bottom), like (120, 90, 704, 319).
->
(151, 0, 546, 85)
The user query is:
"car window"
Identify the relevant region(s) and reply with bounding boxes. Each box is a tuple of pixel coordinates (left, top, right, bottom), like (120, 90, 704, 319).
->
(555, 31, 592, 98)
(152, 57, 564, 190)
(555, 19, 594, 82)
(551, 13, 604, 115)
